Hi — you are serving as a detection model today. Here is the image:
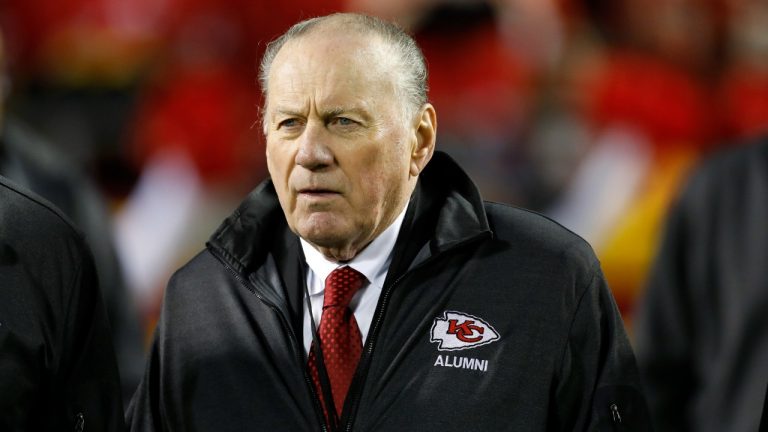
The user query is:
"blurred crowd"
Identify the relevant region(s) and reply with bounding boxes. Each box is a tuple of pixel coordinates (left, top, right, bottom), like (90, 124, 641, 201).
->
(1, 0, 767, 408)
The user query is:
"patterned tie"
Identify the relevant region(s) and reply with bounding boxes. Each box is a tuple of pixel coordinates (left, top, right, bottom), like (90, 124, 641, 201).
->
(307, 266, 366, 421)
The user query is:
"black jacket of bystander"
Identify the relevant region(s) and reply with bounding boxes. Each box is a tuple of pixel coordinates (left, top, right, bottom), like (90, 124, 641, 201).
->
(0, 176, 124, 431)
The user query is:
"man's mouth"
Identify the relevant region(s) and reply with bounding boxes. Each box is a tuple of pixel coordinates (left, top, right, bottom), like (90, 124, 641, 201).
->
(298, 188, 340, 197)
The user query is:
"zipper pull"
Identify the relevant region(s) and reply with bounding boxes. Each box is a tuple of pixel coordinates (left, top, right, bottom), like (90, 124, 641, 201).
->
(610, 403, 622, 424)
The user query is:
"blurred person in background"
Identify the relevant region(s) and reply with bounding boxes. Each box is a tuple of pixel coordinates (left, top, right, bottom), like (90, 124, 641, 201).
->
(0, 27, 145, 403)
(634, 135, 768, 432)
(128, 13, 651, 431)
(0, 176, 124, 430)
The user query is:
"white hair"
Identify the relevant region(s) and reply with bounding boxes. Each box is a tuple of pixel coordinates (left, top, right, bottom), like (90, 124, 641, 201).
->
(258, 13, 428, 131)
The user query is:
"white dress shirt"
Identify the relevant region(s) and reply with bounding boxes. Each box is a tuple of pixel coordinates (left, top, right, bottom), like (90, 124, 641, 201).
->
(300, 204, 408, 355)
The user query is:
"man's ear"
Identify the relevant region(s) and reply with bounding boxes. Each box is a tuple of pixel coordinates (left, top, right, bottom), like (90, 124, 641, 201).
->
(410, 103, 437, 177)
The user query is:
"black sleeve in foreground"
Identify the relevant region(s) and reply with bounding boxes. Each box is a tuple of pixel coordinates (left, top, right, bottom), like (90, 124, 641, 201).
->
(0, 179, 125, 431)
(53, 241, 126, 431)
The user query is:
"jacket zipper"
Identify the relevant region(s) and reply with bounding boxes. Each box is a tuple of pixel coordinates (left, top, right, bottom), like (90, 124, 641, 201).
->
(341, 271, 406, 432)
(342, 233, 490, 432)
(210, 249, 329, 432)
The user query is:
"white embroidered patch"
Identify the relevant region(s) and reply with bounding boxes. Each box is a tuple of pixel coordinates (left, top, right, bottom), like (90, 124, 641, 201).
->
(430, 311, 500, 351)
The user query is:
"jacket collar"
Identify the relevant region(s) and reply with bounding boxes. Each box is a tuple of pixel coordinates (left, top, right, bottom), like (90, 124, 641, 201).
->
(206, 151, 491, 276)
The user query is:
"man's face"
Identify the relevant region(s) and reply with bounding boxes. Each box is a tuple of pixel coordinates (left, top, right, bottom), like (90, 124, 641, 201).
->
(264, 32, 420, 261)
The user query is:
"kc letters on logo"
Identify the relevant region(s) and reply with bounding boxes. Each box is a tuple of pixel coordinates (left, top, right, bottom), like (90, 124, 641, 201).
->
(430, 311, 500, 351)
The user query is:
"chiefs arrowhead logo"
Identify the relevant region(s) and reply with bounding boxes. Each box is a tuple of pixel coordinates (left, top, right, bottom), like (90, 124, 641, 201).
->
(430, 311, 500, 351)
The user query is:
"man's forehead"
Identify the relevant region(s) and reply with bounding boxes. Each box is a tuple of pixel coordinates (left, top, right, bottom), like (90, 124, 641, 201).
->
(267, 64, 380, 119)
(267, 35, 397, 104)
(274, 27, 391, 71)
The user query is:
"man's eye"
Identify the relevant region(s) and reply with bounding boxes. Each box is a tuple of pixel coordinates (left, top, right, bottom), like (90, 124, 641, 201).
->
(278, 118, 301, 129)
(331, 117, 356, 126)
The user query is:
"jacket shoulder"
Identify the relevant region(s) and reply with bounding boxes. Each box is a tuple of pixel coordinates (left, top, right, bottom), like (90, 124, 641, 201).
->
(161, 250, 239, 311)
(483, 201, 599, 274)
(683, 138, 768, 203)
(167, 250, 223, 284)
(0, 176, 86, 254)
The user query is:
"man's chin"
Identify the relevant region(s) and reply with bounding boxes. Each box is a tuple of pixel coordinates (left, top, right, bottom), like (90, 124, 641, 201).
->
(296, 220, 348, 248)
(296, 225, 364, 261)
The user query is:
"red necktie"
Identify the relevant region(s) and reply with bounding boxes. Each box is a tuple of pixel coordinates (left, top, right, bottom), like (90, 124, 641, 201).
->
(307, 266, 366, 421)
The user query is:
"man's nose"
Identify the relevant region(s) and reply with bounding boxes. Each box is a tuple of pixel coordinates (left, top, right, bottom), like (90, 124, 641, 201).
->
(295, 121, 334, 170)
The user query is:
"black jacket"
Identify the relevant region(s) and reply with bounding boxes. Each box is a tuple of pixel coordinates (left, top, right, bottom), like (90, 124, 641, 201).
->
(0, 176, 124, 431)
(1, 117, 146, 401)
(128, 152, 651, 431)
(634, 137, 768, 432)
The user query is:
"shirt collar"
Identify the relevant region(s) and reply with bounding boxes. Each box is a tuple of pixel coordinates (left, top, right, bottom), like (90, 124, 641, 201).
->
(300, 203, 409, 295)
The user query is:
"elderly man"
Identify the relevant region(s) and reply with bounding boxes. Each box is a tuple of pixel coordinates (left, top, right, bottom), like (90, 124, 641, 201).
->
(129, 13, 651, 431)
